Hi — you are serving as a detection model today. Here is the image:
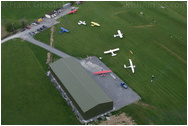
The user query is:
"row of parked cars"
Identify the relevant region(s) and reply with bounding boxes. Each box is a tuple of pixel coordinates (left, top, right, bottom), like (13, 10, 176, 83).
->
(20, 20, 42, 32)
(29, 25, 48, 36)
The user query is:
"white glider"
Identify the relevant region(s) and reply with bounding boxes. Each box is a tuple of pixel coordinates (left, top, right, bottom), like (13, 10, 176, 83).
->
(104, 48, 120, 56)
(78, 21, 86, 25)
(114, 30, 123, 38)
(124, 59, 135, 73)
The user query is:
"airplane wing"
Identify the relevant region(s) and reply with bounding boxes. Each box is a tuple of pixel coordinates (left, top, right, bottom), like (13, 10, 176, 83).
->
(117, 30, 123, 38)
(68, 11, 73, 14)
(129, 59, 135, 73)
(129, 59, 133, 66)
(91, 22, 100, 26)
(95, 23, 100, 26)
(61, 27, 69, 32)
(94, 70, 112, 74)
(112, 48, 119, 52)
(64, 29, 69, 32)
(104, 50, 112, 54)
(131, 66, 135, 73)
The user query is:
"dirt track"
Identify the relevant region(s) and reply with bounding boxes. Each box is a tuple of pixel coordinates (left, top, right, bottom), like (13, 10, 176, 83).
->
(99, 113, 136, 125)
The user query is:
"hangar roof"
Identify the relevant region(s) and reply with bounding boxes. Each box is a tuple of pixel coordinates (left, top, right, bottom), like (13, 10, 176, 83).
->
(50, 58, 113, 112)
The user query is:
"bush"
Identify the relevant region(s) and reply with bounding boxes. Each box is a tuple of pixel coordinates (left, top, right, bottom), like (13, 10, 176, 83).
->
(5, 23, 14, 32)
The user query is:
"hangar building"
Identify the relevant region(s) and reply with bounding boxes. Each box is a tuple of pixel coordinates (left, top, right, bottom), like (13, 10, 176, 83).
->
(49, 58, 113, 120)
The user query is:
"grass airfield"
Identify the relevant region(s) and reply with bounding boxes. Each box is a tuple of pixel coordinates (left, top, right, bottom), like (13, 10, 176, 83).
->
(2, 1, 187, 125)
(34, 1, 187, 124)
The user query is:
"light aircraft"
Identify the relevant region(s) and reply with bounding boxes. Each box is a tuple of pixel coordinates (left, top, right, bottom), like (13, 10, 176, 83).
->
(104, 48, 120, 56)
(78, 21, 86, 25)
(94, 70, 112, 76)
(124, 59, 135, 73)
(68, 9, 77, 14)
(60, 27, 69, 33)
(114, 30, 123, 38)
(91, 22, 100, 27)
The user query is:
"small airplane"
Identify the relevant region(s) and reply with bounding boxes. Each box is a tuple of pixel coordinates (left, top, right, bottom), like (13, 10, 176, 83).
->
(94, 70, 112, 76)
(124, 59, 136, 73)
(68, 9, 77, 14)
(91, 22, 100, 27)
(60, 27, 69, 33)
(78, 21, 86, 25)
(114, 30, 123, 38)
(104, 48, 120, 56)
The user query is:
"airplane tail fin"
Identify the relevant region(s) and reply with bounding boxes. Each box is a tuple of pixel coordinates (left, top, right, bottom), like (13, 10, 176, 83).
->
(124, 64, 126, 68)
(112, 54, 117, 56)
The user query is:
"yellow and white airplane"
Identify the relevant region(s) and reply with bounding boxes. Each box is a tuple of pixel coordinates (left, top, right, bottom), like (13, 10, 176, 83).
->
(91, 22, 100, 27)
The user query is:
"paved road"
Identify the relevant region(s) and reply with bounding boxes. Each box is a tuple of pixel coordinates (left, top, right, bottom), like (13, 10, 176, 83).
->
(1, 7, 77, 58)
(25, 36, 71, 58)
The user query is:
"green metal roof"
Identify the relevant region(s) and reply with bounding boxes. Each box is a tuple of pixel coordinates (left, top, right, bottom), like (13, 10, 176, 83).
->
(50, 58, 113, 113)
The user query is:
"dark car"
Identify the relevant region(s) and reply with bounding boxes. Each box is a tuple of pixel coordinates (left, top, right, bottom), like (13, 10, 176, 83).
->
(21, 28, 26, 32)
(40, 27, 43, 31)
(25, 26, 31, 29)
(35, 21, 40, 24)
(42, 25, 47, 29)
(37, 29, 41, 32)
(121, 82, 128, 89)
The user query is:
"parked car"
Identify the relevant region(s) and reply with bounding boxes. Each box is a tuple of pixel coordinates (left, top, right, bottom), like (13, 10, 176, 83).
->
(35, 21, 40, 24)
(34, 31, 38, 34)
(25, 26, 31, 29)
(21, 28, 26, 32)
(32, 22, 37, 26)
(42, 25, 47, 29)
(40, 27, 43, 31)
(37, 29, 41, 32)
(121, 82, 128, 89)
(29, 31, 35, 36)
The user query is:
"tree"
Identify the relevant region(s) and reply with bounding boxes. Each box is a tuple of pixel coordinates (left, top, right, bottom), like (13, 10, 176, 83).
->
(21, 21, 26, 28)
(5, 23, 14, 32)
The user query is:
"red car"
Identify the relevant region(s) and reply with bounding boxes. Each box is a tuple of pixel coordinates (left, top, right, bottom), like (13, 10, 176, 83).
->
(25, 26, 31, 29)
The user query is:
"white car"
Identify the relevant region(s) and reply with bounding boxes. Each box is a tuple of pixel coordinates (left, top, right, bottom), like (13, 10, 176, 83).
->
(32, 23, 37, 26)
(34, 31, 38, 34)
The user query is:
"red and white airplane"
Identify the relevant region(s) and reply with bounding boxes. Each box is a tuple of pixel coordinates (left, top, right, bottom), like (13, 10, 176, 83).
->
(68, 9, 77, 14)
(124, 59, 135, 73)
(94, 70, 112, 76)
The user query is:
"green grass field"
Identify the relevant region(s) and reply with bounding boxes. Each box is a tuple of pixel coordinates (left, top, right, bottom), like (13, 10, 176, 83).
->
(1, 39, 80, 125)
(34, 1, 187, 125)
(1, 1, 68, 30)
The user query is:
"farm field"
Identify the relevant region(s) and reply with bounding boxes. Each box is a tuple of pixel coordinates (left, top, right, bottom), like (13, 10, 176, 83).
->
(34, 1, 187, 125)
(1, 39, 80, 125)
